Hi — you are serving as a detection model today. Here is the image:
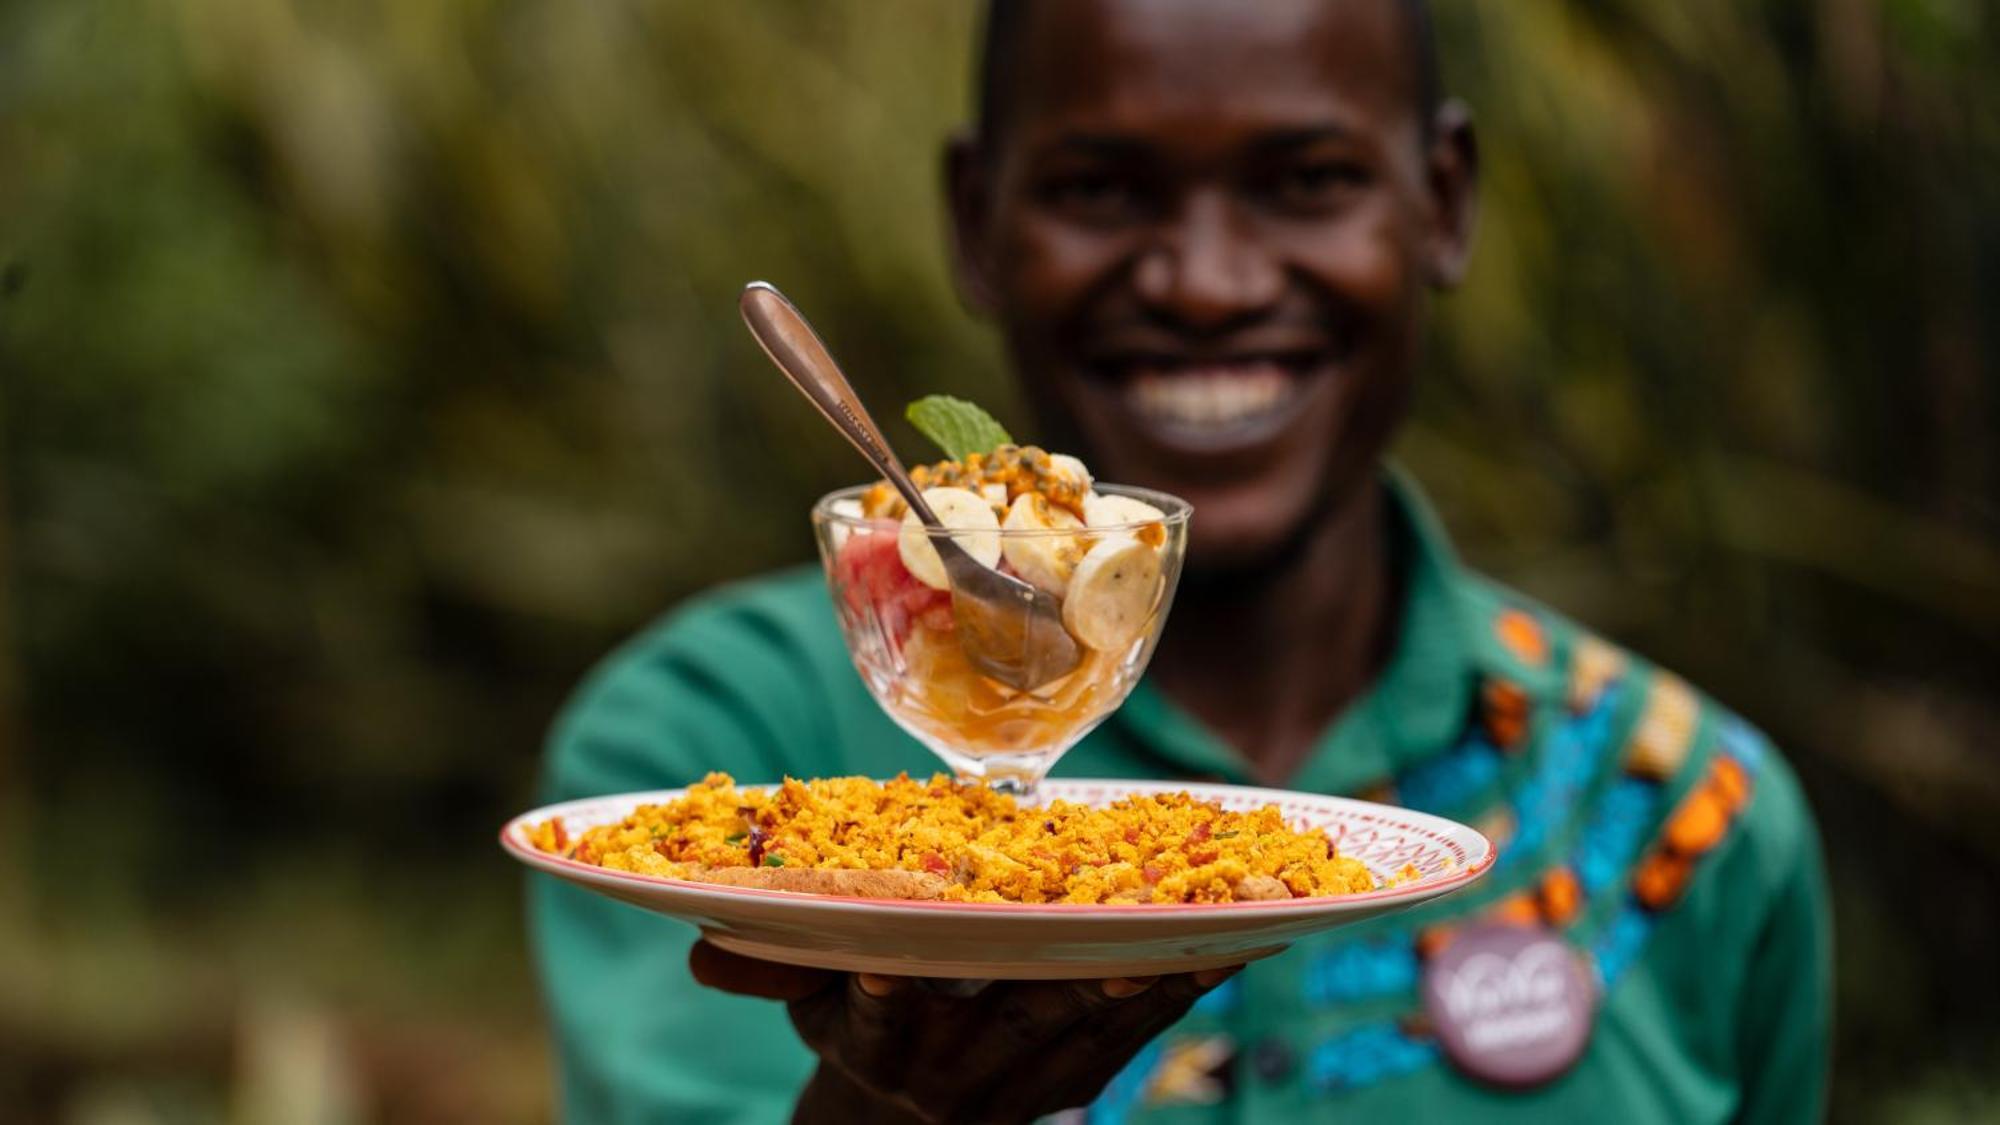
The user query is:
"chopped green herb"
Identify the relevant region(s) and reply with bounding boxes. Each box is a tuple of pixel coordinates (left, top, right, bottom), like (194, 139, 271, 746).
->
(1215, 831, 1239, 839)
(906, 395, 1013, 461)
(762, 854, 786, 868)
(724, 832, 748, 845)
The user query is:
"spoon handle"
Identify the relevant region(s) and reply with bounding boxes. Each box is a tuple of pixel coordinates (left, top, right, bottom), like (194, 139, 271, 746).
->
(739, 281, 937, 524)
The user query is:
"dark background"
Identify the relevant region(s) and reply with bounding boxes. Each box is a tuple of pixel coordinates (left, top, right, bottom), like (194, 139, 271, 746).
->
(2, 1, 1995, 1120)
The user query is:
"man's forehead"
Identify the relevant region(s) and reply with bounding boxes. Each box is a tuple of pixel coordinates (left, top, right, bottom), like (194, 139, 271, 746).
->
(995, 0, 1420, 142)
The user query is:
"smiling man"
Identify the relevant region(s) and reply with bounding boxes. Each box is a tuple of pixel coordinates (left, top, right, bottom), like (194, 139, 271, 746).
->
(531, 2, 1831, 1122)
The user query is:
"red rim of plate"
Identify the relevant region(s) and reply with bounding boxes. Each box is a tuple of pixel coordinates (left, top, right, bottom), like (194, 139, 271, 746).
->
(500, 785, 1495, 916)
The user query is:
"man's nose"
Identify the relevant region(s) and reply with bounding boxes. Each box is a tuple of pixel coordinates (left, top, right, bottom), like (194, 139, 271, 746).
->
(1132, 192, 1284, 332)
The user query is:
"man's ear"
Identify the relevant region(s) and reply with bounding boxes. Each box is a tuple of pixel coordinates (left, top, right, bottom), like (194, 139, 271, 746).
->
(945, 129, 1000, 313)
(1422, 100, 1480, 289)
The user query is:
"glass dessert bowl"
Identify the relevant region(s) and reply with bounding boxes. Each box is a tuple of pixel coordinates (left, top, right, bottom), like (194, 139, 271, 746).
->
(814, 448, 1189, 796)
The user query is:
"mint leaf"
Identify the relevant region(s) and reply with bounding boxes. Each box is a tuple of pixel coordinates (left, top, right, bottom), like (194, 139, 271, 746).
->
(906, 395, 1013, 461)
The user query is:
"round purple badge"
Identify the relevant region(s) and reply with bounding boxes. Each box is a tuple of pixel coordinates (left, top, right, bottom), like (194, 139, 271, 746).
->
(1421, 923, 1597, 1088)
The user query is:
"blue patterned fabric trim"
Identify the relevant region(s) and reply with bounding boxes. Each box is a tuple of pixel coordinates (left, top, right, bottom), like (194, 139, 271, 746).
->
(1192, 976, 1243, 1016)
(1574, 777, 1657, 897)
(1084, 698, 1778, 1113)
(1492, 680, 1624, 874)
(1293, 679, 1626, 1014)
(1303, 936, 1420, 1006)
(1308, 1023, 1440, 1092)
(1718, 715, 1766, 771)
(1590, 901, 1656, 985)
(1088, 1038, 1167, 1125)
(1294, 682, 1633, 1092)
(1588, 715, 1766, 987)
(1394, 732, 1503, 814)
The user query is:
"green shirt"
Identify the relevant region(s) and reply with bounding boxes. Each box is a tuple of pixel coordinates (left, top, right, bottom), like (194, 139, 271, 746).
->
(530, 478, 1831, 1123)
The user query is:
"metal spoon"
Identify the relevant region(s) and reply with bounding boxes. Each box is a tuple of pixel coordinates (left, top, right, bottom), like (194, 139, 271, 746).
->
(740, 281, 1082, 692)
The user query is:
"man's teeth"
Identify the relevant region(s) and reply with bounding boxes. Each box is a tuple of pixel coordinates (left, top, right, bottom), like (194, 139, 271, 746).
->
(1125, 363, 1300, 430)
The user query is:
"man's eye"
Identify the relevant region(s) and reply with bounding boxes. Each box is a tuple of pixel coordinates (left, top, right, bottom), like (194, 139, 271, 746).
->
(1039, 172, 1144, 222)
(1269, 161, 1367, 209)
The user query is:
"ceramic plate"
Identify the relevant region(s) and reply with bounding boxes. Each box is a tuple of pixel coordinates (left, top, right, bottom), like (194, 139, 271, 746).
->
(503, 779, 1494, 979)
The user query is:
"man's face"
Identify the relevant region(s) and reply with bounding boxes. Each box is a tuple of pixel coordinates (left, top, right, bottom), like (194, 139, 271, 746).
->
(951, 0, 1475, 572)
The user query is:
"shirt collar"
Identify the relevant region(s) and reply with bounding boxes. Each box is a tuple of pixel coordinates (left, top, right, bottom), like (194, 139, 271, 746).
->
(1112, 465, 1481, 794)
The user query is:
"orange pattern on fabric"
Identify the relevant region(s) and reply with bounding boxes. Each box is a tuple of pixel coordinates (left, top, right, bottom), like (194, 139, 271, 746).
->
(1487, 892, 1541, 927)
(1634, 850, 1694, 910)
(1494, 608, 1549, 667)
(1712, 755, 1751, 811)
(1539, 865, 1583, 927)
(1481, 678, 1532, 751)
(1634, 750, 1758, 912)
(1665, 788, 1730, 854)
(1355, 779, 1398, 806)
(1416, 925, 1457, 961)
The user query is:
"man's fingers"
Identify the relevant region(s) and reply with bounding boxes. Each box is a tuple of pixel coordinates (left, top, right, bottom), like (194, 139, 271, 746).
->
(686, 939, 835, 1002)
(893, 979, 1108, 1121)
(1101, 976, 1159, 999)
(1191, 964, 1244, 989)
(980, 966, 1243, 1119)
(787, 970, 928, 1098)
(838, 972, 921, 1078)
(774, 961, 1252, 1124)
(972, 978, 1120, 1064)
(856, 973, 905, 998)
(915, 976, 992, 997)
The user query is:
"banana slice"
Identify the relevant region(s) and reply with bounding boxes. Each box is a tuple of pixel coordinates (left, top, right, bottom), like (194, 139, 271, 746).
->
(1062, 535, 1163, 652)
(899, 486, 1001, 590)
(1049, 453, 1093, 493)
(827, 497, 865, 550)
(1083, 492, 1165, 530)
(1000, 492, 1086, 596)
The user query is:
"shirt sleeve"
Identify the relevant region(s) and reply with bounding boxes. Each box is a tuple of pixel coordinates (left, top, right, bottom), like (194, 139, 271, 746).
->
(528, 590, 826, 1124)
(1731, 751, 1833, 1125)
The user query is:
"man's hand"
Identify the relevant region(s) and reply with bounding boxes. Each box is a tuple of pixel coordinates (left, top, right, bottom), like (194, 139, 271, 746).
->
(690, 940, 1240, 1125)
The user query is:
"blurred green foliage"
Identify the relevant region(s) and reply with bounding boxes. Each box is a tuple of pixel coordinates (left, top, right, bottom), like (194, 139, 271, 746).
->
(1, 0, 1995, 1120)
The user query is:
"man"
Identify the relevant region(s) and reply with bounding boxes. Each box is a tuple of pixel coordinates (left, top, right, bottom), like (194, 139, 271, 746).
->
(532, 1, 1831, 1121)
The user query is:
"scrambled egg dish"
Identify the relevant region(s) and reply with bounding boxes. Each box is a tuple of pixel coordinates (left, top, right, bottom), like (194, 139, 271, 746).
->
(530, 773, 1379, 905)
